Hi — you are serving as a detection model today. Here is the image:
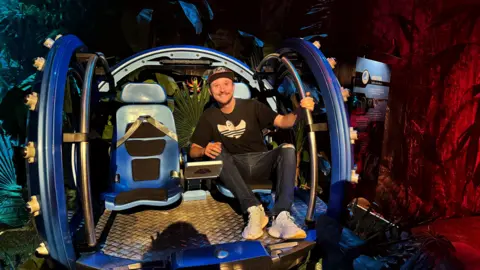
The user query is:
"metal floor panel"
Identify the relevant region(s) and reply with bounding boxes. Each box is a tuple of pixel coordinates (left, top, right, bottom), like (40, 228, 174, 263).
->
(95, 194, 327, 261)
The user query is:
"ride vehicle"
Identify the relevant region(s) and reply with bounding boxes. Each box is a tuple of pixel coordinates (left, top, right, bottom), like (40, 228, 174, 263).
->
(23, 35, 356, 269)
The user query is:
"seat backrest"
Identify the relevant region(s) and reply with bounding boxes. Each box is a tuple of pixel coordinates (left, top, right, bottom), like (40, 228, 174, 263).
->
(114, 83, 179, 187)
(233, 82, 251, 99)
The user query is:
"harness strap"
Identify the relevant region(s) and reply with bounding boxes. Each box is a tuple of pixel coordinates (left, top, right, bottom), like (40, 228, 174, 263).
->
(116, 116, 178, 149)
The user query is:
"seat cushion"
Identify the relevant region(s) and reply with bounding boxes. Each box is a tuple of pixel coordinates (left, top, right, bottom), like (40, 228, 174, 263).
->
(114, 104, 179, 190)
(234, 82, 251, 99)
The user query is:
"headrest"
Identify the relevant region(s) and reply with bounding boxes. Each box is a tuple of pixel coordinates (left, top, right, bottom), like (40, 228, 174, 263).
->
(121, 83, 167, 103)
(233, 83, 251, 99)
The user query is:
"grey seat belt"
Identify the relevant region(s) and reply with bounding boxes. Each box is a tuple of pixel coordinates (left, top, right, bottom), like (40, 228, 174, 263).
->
(116, 115, 178, 149)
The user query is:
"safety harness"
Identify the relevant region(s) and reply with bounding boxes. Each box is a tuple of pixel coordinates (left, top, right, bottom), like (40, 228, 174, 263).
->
(116, 115, 178, 149)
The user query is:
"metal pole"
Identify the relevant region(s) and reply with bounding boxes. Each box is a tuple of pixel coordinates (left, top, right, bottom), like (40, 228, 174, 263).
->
(255, 53, 319, 223)
(95, 52, 116, 94)
(255, 53, 280, 73)
(279, 56, 318, 223)
(80, 54, 98, 247)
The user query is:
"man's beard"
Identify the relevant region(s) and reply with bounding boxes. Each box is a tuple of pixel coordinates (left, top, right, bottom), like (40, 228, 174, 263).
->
(216, 95, 234, 107)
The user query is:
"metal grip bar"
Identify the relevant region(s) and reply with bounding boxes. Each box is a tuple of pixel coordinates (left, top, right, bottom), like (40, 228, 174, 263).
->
(80, 54, 98, 247)
(256, 53, 319, 223)
(96, 53, 116, 94)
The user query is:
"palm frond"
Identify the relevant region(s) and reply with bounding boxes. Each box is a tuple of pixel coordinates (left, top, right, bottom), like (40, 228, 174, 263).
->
(0, 131, 17, 191)
(0, 128, 27, 228)
(0, 196, 28, 228)
(173, 80, 210, 148)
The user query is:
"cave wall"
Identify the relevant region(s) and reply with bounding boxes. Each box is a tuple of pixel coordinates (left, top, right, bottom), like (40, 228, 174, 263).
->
(332, 0, 480, 222)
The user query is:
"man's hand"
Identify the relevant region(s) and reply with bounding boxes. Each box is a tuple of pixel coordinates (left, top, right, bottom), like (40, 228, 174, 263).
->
(204, 142, 222, 159)
(274, 92, 315, 129)
(300, 92, 315, 112)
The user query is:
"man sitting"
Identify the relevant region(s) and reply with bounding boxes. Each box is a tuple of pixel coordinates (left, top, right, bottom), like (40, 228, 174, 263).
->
(189, 67, 315, 240)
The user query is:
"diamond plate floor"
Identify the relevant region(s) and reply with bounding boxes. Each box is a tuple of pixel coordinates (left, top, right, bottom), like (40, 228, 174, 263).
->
(95, 194, 327, 261)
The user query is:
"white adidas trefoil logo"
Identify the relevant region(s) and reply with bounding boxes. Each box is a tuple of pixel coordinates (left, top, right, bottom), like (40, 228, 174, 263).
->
(217, 120, 246, 139)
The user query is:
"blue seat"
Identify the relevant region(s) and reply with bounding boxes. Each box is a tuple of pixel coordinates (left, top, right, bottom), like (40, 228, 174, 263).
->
(104, 83, 182, 211)
(216, 82, 273, 199)
(233, 82, 251, 99)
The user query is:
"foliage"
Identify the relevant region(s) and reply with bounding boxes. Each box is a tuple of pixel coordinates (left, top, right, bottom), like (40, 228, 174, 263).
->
(173, 80, 210, 148)
(0, 220, 41, 269)
(301, 0, 335, 35)
(144, 73, 180, 97)
(369, 0, 480, 224)
(0, 127, 27, 228)
(296, 251, 322, 270)
(0, 0, 87, 101)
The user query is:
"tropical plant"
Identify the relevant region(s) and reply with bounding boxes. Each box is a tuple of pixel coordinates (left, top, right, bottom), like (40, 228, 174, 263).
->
(173, 79, 210, 148)
(0, 220, 42, 269)
(144, 73, 180, 97)
(0, 0, 90, 103)
(0, 127, 28, 228)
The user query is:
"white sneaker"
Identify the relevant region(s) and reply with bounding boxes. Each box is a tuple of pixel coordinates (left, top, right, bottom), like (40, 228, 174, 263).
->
(268, 211, 307, 239)
(242, 205, 269, 240)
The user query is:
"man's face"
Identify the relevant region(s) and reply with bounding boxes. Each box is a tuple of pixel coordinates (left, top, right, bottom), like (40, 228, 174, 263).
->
(209, 77, 234, 105)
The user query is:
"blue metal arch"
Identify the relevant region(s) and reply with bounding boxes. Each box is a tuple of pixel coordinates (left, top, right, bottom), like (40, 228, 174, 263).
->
(278, 38, 353, 220)
(35, 35, 84, 268)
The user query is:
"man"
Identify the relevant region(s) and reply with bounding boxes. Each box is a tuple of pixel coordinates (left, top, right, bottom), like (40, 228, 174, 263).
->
(189, 67, 315, 240)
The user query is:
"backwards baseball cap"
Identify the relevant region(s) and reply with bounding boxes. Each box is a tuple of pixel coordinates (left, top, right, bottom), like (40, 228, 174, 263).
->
(207, 67, 235, 84)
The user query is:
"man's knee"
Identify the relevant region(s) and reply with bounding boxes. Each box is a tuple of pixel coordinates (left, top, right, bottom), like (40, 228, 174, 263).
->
(279, 143, 296, 161)
(281, 144, 295, 150)
(280, 144, 296, 155)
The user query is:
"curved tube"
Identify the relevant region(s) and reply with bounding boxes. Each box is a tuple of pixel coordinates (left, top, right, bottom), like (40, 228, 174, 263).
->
(279, 57, 318, 223)
(95, 52, 115, 94)
(71, 144, 77, 187)
(256, 53, 319, 223)
(279, 38, 353, 221)
(255, 53, 280, 73)
(80, 55, 98, 247)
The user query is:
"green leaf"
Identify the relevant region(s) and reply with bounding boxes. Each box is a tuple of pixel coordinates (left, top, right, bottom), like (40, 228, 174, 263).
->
(270, 141, 279, 149)
(302, 150, 310, 162)
(154, 73, 180, 96)
(17, 255, 45, 270)
(0, 196, 29, 227)
(173, 80, 210, 148)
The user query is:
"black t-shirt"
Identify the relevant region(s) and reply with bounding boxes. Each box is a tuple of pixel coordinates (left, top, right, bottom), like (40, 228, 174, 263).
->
(190, 99, 279, 155)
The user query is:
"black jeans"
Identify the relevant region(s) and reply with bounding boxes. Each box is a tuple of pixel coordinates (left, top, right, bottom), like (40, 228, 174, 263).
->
(215, 144, 296, 215)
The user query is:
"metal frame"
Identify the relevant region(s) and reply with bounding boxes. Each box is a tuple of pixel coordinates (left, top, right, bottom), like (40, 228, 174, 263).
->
(32, 34, 85, 268)
(278, 38, 353, 221)
(256, 53, 319, 223)
(96, 45, 278, 111)
(79, 53, 113, 246)
(28, 35, 352, 269)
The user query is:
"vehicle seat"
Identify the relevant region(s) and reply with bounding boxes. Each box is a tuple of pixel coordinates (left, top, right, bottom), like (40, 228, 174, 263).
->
(103, 83, 182, 211)
(216, 82, 273, 199)
(233, 82, 251, 99)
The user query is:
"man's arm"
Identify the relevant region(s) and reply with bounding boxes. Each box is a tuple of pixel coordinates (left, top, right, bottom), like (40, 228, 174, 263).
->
(189, 143, 205, 158)
(273, 93, 315, 129)
(273, 107, 303, 129)
(188, 113, 213, 158)
(254, 93, 314, 130)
